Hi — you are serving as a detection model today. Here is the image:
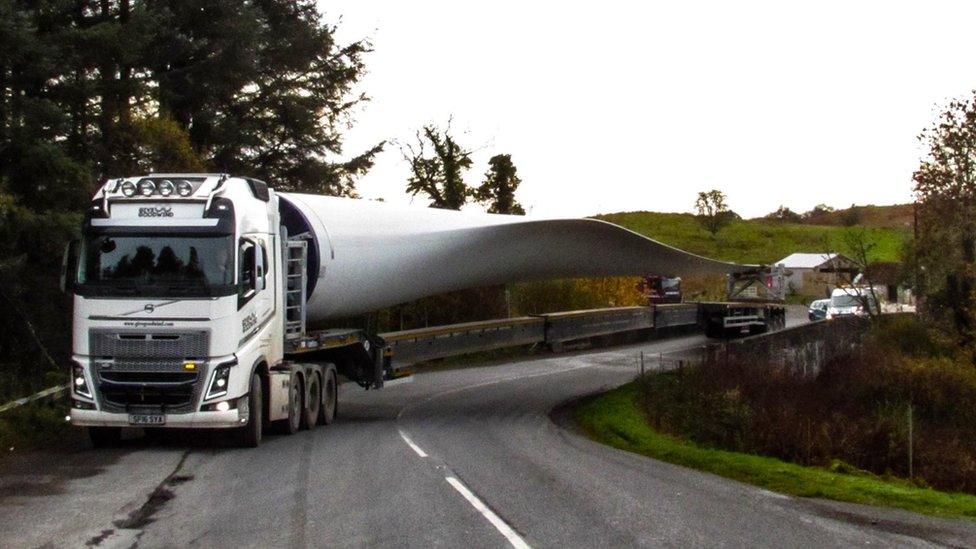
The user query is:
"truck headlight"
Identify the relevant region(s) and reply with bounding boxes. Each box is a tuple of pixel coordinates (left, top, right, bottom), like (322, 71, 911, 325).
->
(176, 180, 194, 197)
(120, 181, 136, 197)
(137, 179, 156, 196)
(73, 365, 92, 399)
(157, 179, 175, 196)
(205, 361, 235, 400)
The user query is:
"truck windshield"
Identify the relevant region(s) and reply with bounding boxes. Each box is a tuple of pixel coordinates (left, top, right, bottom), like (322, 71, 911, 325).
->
(661, 278, 681, 290)
(78, 234, 235, 297)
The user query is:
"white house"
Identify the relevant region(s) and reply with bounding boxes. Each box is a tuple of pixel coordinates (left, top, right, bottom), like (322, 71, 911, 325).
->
(776, 252, 858, 297)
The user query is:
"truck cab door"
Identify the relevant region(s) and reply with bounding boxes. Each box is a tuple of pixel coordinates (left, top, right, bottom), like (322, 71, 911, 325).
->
(238, 238, 274, 345)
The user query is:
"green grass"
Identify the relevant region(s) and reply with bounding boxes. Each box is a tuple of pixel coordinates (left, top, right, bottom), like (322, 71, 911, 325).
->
(574, 382, 976, 519)
(595, 212, 909, 264)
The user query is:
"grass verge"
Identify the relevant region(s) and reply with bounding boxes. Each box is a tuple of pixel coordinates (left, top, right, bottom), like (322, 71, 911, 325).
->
(573, 381, 976, 519)
(0, 399, 80, 454)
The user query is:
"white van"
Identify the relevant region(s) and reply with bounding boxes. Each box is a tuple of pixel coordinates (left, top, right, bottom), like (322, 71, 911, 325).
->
(827, 287, 878, 318)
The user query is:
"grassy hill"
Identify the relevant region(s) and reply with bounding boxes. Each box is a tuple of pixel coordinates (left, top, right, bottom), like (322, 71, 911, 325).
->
(595, 211, 909, 264)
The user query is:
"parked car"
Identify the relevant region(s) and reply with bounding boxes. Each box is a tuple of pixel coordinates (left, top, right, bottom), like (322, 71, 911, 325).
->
(808, 299, 829, 321)
(826, 287, 878, 318)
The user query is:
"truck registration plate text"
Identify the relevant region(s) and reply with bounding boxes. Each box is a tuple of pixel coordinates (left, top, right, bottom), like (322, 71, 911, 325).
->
(129, 414, 166, 425)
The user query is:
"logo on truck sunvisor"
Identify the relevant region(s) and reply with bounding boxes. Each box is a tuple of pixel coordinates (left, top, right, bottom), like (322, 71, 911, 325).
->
(138, 206, 174, 217)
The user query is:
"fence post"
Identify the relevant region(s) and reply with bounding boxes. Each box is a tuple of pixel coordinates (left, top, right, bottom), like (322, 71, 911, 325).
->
(640, 350, 645, 376)
(908, 401, 914, 479)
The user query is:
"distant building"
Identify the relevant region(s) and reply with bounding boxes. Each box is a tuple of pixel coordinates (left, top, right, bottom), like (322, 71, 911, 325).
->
(776, 253, 858, 297)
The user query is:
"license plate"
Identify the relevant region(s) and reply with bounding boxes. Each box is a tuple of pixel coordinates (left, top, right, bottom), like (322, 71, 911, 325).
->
(129, 414, 166, 425)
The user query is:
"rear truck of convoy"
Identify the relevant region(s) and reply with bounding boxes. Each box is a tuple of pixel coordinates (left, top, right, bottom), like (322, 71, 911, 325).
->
(62, 174, 393, 447)
(698, 265, 788, 337)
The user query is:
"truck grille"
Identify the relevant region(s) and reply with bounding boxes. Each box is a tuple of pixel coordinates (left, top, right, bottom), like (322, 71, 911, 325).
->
(90, 330, 208, 359)
(89, 329, 209, 413)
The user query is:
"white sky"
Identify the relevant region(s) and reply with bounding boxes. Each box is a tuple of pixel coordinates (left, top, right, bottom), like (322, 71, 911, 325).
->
(319, 0, 976, 218)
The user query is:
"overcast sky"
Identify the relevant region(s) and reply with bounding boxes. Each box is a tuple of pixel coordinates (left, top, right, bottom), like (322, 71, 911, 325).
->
(319, 0, 976, 218)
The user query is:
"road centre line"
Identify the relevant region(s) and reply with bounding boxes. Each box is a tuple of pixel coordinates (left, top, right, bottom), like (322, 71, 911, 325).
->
(445, 476, 531, 549)
(398, 429, 428, 458)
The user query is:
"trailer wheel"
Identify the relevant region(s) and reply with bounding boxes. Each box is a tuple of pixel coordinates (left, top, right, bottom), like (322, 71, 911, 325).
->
(320, 369, 337, 425)
(302, 374, 321, 430)
(236, 373, 263, 448)
(88, 427, 121, 448)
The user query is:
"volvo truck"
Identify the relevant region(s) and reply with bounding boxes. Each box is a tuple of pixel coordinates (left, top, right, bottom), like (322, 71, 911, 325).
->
(63, 174, 388, 447)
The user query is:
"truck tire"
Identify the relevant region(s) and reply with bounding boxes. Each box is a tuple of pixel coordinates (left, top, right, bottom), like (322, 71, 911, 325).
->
(282, 373, 302, 435)
(319, 369, 337, 425)
(88, 427, 121, 448)
(236, 373, 263, 448)
(302, 374, 321, 430)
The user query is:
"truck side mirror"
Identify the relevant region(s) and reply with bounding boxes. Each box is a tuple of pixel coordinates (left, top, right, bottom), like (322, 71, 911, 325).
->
(61, 239, 79, 293)
(254, 246, 265, 292)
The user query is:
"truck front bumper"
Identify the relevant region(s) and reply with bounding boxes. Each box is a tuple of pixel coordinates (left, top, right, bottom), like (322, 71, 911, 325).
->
(68, 408, 246, 429)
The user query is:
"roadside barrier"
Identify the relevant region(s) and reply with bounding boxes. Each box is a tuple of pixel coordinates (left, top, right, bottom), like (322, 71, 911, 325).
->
(0, 384, 69, 414)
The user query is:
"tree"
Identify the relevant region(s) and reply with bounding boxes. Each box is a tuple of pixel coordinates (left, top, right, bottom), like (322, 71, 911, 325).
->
(143, 0, 383, 196)
(0, 0, 380, 207)
(694, 189, 732, 236)
(765, 205, 802, 223)
(802, 203, 836, 224)
(912, 91, 976, 346)
(402, 123, 473, 210)
(840, 228, 883, 319)
(475, 154, 525, 215)
(840, 204, 862, 227)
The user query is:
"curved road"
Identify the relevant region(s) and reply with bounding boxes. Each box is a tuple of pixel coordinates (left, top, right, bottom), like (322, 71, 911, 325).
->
(3, 326, 976, 547)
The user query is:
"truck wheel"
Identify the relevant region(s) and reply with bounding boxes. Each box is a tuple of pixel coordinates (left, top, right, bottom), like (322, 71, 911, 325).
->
(88, 427, 121, 448)
(320, 370, 337, 425)
(302, 374, 321, 430)
(283, 374, 302, 435)
(236, 373, 263, 448)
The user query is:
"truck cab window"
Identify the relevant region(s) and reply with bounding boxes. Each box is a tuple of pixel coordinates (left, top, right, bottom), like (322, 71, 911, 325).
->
(239, 240, 256, 298)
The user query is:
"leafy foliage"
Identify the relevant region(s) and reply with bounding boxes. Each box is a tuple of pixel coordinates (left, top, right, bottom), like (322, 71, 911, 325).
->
(0, 0, 378, 204)
(764, 205, 803, 223)
(475, 154, 525, 215)
(912, 91, 976, 347)
(402, 122, 474, 210)
(694, 189, 733, 236)
(629, 316, 976, 494)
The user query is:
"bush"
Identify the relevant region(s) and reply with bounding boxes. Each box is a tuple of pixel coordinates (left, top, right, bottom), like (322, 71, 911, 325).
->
(638, 316, 976, 494)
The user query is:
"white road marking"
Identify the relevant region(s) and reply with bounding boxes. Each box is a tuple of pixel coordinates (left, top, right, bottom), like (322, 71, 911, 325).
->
(445, 476, 531, 549)
(398, 429, 428, 458)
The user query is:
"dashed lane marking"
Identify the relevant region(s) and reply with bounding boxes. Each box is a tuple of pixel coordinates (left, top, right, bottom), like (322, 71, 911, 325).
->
(398, 429, 428, 458)
(445, 476, 531, 549)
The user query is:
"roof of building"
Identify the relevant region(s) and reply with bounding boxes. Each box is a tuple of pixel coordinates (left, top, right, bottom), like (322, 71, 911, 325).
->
(776, 252, 845, 269)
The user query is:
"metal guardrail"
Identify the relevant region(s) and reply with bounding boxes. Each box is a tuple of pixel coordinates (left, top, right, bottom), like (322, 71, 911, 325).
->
(380, 303, 702, 369)
(0, 384, 69, 414)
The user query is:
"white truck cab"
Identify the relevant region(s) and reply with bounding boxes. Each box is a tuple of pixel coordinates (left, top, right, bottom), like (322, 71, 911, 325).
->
(63, 174, 380, 447)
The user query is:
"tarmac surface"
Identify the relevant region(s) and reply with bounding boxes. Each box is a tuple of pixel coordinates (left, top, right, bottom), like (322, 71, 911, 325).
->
(3, 311, 976, 548)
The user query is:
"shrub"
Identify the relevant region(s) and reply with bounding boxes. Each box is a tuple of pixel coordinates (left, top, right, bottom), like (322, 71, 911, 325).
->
(638, 317, 976, 494)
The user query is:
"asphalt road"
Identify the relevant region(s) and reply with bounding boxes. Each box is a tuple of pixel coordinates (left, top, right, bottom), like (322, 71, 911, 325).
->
(3, 318, 976, 548)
